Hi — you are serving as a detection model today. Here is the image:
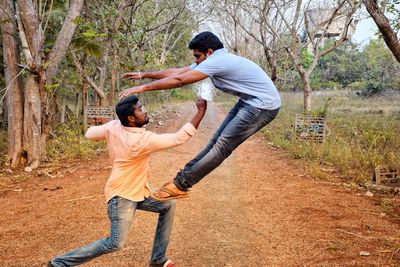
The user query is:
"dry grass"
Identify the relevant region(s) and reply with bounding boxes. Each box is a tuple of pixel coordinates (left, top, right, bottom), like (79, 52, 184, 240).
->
(264, 90, 400, 182)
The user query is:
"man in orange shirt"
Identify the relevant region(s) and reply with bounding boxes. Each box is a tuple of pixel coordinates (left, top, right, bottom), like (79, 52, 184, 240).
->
(48, 96, 207, 267)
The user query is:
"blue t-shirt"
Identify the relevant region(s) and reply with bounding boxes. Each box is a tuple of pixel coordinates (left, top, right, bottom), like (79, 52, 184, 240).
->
(190, 48, 281, 110)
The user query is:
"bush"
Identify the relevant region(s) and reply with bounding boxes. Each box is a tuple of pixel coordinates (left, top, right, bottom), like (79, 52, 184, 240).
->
(46, 120, 106, 160)
(347, 81, 366, 91)
(363, 80, 384, 96)
(170, 86, 197, 100)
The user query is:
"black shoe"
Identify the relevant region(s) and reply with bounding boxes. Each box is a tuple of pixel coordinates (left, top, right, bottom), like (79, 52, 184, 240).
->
(47, 261, 54, 267)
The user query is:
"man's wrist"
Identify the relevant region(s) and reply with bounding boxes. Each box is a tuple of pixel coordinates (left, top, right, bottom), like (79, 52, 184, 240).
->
(141, 84, 148, 92)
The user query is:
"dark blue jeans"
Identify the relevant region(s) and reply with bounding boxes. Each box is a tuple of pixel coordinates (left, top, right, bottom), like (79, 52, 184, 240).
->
(174, 100, 280, 190)
(50, 197, 176, 266)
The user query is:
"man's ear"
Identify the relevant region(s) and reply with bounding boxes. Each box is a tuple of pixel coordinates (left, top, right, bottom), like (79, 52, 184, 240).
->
(207, 48, 214, 56)
(127, 115, 136, 124)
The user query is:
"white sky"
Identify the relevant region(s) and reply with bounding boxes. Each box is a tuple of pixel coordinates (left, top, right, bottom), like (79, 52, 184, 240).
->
(352, 3, 399, 46)
(352, 18, 378, 45)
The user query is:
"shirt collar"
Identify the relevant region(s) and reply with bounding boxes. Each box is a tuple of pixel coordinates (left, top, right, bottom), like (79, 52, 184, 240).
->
(212, 48, 228, 55)
(121, 124, 146, 133)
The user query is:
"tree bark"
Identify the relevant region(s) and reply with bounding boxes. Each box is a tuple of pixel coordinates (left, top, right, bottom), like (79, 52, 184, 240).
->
(46, 0, 84, 79)
(110, 53, 117, 106)
(82, 71, 87, 115)
(363, 0, 400, 63)
(0, 0, 24, 168)
(14, 0, 84, 169)
(16, 1, 43, 169)
(302, 73, 312, 112)
(60, 95, 66, 123)
(23, 75, 42, 169)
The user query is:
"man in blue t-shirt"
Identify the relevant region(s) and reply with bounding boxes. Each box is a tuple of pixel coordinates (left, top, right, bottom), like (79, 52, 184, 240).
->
(120, 31, 281, 201)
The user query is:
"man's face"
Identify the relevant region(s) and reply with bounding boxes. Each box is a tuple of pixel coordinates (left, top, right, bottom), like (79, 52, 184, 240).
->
(192, 49, 209, 65)
(132, 102, 149, 127)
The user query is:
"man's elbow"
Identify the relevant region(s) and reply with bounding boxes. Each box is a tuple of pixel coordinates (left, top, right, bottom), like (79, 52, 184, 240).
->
(174, 133, 192, 145)
(174, 75, 193, 87)
(85, 128, 96, 140)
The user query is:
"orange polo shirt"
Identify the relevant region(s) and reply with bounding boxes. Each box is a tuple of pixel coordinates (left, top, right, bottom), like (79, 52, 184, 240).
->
(85, 120, 197, 202)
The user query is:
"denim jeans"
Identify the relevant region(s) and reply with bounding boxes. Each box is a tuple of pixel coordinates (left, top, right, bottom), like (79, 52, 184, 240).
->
(175, 100, 280, 191)
(50, 196, 176, 267)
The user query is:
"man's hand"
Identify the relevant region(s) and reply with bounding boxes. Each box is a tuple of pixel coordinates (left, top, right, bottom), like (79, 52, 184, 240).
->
(196, 98, 207, 111)
(122, 72, 142, 80)
(118, 86, 146, 99)
(190, 98, 207, 129)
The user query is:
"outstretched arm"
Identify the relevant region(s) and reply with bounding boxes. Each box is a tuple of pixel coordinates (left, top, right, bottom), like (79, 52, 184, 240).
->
(147, 98, 207, 153)
(122, 66, 192, 80)
(119, 70, 208, 99)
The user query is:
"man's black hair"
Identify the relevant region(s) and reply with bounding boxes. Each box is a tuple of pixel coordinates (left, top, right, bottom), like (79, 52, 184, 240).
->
(188, 31, 224, 53)
(115, 95, 139, 126)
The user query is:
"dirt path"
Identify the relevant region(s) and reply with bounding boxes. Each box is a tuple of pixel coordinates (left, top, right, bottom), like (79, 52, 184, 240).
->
(0, 102, 399, 267)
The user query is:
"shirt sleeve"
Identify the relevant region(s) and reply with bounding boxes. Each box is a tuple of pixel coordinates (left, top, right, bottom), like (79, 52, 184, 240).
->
(192, 56, 226, 77)
(85, 121, 113, 141)
(146, 123, 197, 153)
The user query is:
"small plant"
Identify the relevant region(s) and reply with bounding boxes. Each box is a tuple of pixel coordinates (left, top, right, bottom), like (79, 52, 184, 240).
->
(380, 198, 393, 213)
(327, 241, 347, 252)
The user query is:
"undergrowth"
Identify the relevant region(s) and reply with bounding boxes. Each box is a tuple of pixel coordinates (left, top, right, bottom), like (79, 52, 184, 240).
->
(264, 91, 400, 182)
(46, 119, 106, 161)
(0, 129, 7, 163)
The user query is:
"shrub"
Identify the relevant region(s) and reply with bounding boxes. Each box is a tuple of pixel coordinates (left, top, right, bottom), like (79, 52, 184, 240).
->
(46, 120, 106, 160)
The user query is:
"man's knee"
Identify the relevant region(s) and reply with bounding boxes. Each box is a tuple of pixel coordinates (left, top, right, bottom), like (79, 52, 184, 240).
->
(160, 200, 176, 213)
(215, 136, 235, 155)
(166, 200, 177, 210)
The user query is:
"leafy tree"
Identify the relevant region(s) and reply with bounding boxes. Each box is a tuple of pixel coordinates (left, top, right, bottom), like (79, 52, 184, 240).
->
(362, 39, 400, 94)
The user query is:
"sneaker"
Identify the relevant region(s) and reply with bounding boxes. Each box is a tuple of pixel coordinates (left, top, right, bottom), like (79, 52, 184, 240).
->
(149, 259, 177, 267)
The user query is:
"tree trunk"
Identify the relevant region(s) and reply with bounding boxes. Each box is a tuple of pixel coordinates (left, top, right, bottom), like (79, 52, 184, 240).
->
(15, 0, 84, 168)
(0, 0, 24, 168)
(75, 92, 80, 116)
(81, 54, 88, 114)
(23, 74, 42, 169)
(82, 77, 87, 114)
(17, 1, 43, 169)
(363, 0, 400, 63)
(302, 73, 312, 112)
(263, 46, 277, 83)
(110, 53, 117, 106)
(60, 95, 66, 123)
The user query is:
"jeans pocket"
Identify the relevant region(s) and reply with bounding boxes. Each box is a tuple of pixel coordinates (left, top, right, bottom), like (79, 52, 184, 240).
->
(238, 105, 262, 126)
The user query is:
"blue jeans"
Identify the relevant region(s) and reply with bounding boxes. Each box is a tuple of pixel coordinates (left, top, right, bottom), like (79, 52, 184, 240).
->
(175, 100, 280, 190)
(50, 196, 176, 266)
